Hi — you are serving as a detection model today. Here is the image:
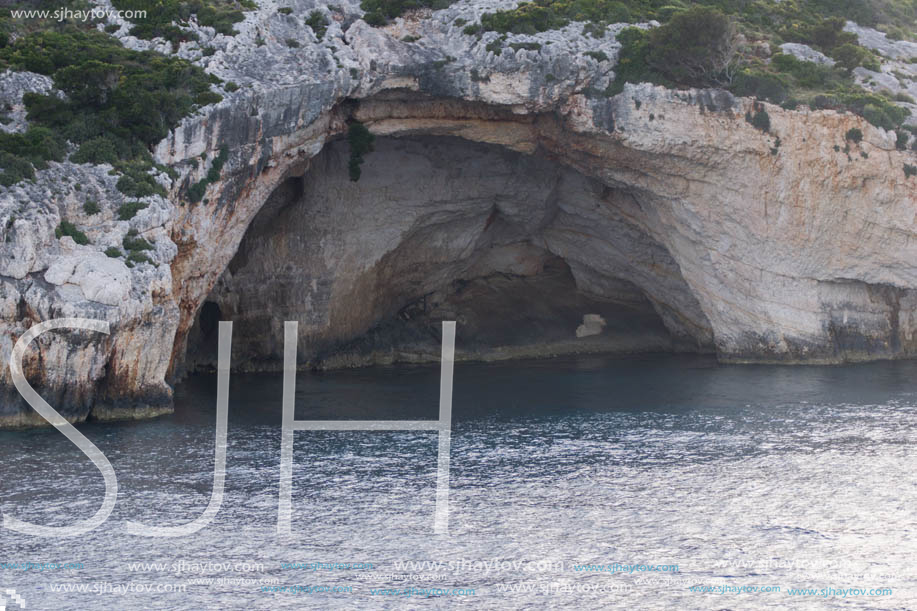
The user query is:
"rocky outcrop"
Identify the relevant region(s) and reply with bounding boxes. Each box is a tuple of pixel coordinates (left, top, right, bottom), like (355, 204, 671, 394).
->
(1, 4, 916, 427)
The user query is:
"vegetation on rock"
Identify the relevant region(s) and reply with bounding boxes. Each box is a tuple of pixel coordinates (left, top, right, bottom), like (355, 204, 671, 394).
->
(360, 0, 453, 26)
(0, 26, 218, 189)
(305, 10, 329, 39)
(187, 145, 229, 203)
(117, 201, 149, 220)
(347, 123, 375, 182)
(111, 0, 255, 47)
(55, 219, 89, 244)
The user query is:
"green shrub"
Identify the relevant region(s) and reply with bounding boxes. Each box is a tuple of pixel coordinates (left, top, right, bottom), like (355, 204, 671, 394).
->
(745, 108, 771, 133)
(55, 220, 89, 245)
(187, 145, 229, 202)
(485, 39, 504, 55)
(780, 16, 857, 52)
(860, 101, 908, 130)
(347, 122, 375, 182)
(0, 127, 67, 185)
(114, 159, 167, 198)
(202, 46, 216, 56)
(771, 53, 840, 90)
(479, 3, 566, 35)
(584, 50, 608, 62)
(833, 93, 911, 130)
(363, 11, 386, 26)
(224, 81, 239, 92)
(305, 10, 329, 39)
(896, 130, 910, 151)
(905, 164, 917, 178)
(195, 91, 223, 106)
(83, 200, 100, 215)
(285, 38, 300, 48)
(127, 250, 151, 265)
(122, 229, 153, 252)
(475, 0, 633, 36)
(0, 152, 36, 186)
(0, 28, 215, 187)
(770, 136, 782, 155)
(646, 7, 740, 87)
(71, 136, 120, 165)
(188, 180, 208, 203)
(861, 55, 881, 71)
(117, 201, 148, 220)
(731, 70, 789, 105)
(104, 246, 122, 258)
(831, 43, 870, 73)
(582, 22, 606, 38)
(278, 7, 293, 14)
(111, 0, 250, 44)
(607, 28, 652, 95)
(360, 0, 453, 26)
(206, 145, 229, 182)
(845, 127, 863, 143)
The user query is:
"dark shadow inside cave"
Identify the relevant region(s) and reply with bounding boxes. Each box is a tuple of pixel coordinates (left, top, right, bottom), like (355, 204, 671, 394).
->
(183, 135, 713, 373)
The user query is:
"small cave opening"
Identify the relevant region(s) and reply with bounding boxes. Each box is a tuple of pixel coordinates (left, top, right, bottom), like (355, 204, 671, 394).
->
(183, 134, 713, 373)
(185, 301, 224, 371)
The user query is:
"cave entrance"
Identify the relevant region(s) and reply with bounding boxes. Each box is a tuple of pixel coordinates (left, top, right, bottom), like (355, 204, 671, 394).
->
(184, 135, 713, 372)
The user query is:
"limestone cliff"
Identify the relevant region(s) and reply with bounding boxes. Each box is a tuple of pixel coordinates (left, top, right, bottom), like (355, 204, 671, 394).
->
(1, 2, 916, 426)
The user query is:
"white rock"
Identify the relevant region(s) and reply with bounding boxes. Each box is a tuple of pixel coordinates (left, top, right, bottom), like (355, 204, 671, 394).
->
(45, 253, 131, 306)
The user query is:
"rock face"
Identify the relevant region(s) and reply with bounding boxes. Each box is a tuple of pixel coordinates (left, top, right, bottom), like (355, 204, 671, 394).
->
(1, 6, 916, 427)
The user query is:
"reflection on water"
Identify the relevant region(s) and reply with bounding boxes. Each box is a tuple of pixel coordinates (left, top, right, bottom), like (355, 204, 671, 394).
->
(2, 354, 917, 609)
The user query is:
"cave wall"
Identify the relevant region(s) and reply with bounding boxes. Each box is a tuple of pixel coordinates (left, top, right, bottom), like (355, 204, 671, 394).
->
(184, 136, 710, 371)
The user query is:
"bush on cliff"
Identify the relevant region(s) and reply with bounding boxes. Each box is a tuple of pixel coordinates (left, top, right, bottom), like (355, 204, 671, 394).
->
(305, 10, 329, 39)
(730, 70, 789, 104)
(0, 127, 66, 186)
(442, 0, 915, 43)
(745, 106, 771, 133)
(117, 201, 149, 220)
(645, 7, 742, 87)
(605, 27, 668, 96)
(186, 145, 229, 203)
(360, 0, 452, 27)
(0, 27, 218, 189)
(55, 220, 89, 245)
(347, 123, 375, 182)
(608, 8, 741, 93)
(111, 0, 253, 47)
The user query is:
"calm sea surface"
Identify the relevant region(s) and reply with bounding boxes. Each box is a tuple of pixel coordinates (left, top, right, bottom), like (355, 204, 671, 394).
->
(2, 354, 916, 609)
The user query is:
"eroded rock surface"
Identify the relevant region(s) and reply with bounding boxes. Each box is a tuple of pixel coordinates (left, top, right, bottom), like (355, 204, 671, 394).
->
(1, 4, 916, 426)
